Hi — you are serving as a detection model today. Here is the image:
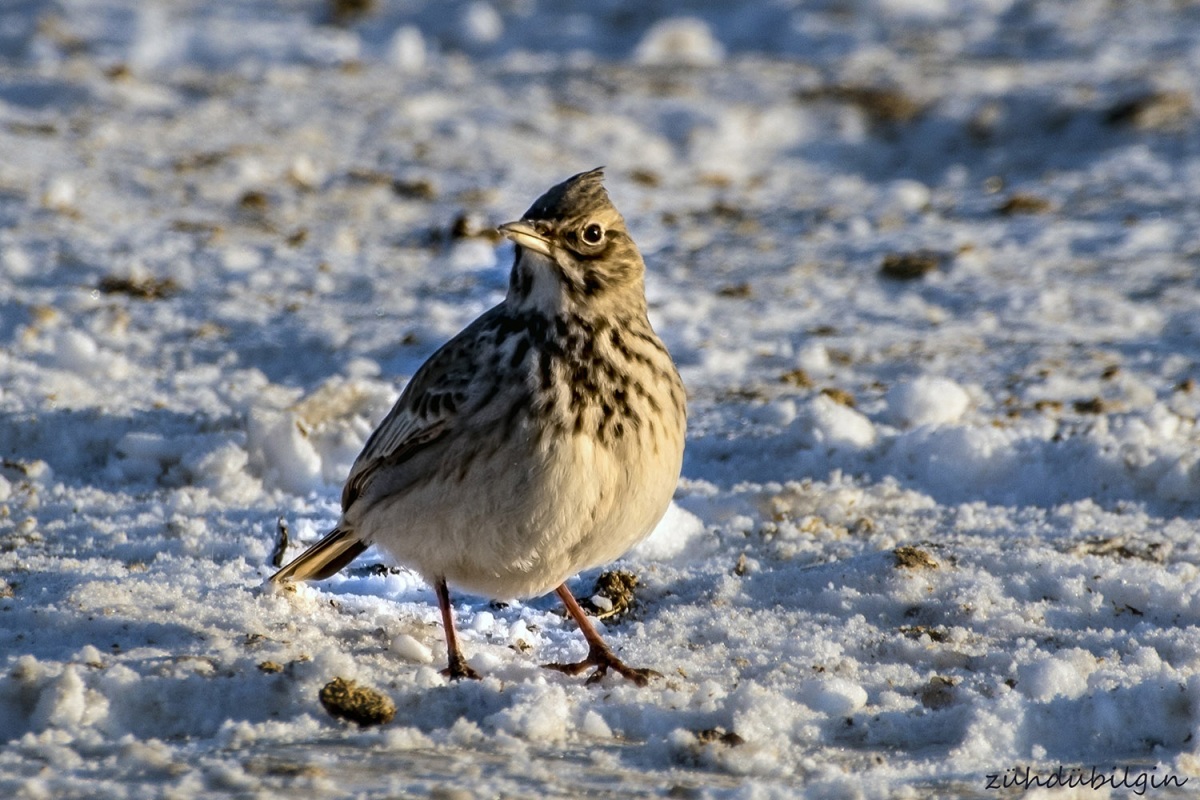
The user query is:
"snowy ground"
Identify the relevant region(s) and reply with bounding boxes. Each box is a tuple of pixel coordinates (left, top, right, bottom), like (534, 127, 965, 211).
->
(4, 1, 1200, 797)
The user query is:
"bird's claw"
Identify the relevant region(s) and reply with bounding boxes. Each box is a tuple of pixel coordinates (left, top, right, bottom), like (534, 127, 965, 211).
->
(543, 644, 661, 687)
(441, 653, 482, 681)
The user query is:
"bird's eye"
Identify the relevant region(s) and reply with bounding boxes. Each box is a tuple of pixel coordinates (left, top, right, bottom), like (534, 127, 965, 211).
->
(582, 223, 605, 245)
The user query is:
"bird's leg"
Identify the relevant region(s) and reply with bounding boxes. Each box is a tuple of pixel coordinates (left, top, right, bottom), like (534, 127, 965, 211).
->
(543, 584, 661, 687)
(435, 577, 481, 680)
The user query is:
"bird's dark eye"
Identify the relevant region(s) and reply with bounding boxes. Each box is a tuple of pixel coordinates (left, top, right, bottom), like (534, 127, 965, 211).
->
(582, 223, 604, 245)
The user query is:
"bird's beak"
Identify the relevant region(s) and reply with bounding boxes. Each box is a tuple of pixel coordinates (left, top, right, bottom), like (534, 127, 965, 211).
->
(498, 221, 552, 257)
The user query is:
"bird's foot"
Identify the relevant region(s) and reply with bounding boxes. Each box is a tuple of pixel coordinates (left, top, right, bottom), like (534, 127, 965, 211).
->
(543, 643, 661, 687)
(441, 652, 481, 681)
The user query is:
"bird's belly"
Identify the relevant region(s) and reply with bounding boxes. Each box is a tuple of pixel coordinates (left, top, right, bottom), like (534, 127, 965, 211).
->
(359, 419, 684, 600)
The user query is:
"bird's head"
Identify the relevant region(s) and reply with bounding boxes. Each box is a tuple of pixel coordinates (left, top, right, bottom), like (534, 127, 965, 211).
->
(499, 168, 646, 314)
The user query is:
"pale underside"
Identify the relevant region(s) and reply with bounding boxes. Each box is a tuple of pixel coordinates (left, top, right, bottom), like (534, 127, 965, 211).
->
(354, 407, 684, 599)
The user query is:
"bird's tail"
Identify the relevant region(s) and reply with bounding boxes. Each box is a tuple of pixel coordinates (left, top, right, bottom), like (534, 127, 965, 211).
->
(270, 527, 369, 584)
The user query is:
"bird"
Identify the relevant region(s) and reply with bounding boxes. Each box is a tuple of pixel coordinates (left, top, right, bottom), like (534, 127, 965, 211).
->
(270, 168, 687, 686)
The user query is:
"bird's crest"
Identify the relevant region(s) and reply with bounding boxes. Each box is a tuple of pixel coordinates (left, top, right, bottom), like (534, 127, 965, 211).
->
(522, 167, 612, 222)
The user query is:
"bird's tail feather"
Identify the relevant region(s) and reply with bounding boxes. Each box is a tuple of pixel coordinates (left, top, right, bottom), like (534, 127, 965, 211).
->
(270, 527, 368, 584)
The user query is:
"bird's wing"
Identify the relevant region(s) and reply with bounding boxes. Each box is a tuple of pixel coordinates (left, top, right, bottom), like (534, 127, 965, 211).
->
(341, 412, 451, 512)
(340, 315, 494, 512)
(272, 318, 498, 584)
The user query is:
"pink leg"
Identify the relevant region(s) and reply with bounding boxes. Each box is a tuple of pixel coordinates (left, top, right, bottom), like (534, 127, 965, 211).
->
(435, 578, 480, 680)
(543, 584, 661, 686)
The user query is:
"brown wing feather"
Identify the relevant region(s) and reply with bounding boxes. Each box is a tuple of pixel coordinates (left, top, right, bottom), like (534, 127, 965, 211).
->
(339, 311, 504, 512)
(341, 420, 451, 511)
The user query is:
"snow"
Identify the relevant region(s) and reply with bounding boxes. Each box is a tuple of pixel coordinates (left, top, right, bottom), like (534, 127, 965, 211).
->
(389, 633, 433, 666)
(634, 18, 725, 67)
(886, 376, 971, 427)
(3, 0, 1200, 797)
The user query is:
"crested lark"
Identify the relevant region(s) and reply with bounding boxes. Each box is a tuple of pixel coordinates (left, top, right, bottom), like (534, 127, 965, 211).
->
(271, 168, 687, 685)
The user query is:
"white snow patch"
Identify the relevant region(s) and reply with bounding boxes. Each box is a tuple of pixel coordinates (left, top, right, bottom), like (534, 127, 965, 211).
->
(805, 394, 876, 449)
(632, 501, 705, 561)
(887, 376, 972, 427)
(634, 18, 724, 67)
(390, 634, 434, 665)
